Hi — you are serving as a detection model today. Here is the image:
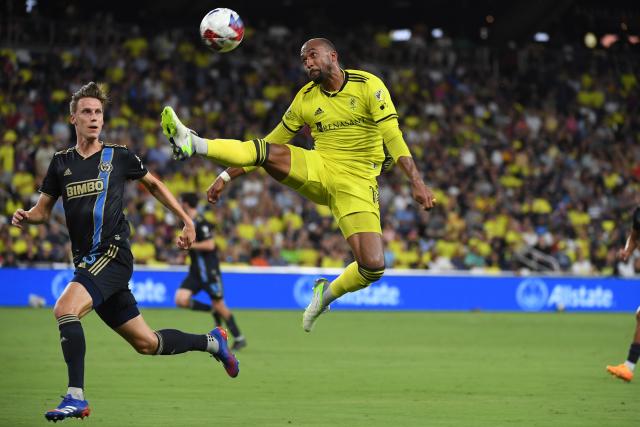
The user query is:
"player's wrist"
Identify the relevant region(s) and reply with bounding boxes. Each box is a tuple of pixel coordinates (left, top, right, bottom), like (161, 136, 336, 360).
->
(218, 170, 231, 183)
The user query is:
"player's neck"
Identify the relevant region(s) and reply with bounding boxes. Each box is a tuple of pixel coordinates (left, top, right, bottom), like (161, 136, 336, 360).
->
(75, 138, 103, 158)
(321, 68, 345, 92)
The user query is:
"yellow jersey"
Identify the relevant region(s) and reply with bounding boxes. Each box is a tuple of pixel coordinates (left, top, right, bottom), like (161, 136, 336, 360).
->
(274, 69, 399, 177)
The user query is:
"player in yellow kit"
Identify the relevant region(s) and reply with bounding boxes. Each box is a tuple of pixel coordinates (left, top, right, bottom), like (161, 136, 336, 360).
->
(161, 38, 435, 332)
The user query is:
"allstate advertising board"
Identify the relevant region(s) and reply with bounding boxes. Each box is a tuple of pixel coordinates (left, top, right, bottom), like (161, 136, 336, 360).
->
(0, 267, 638, 312)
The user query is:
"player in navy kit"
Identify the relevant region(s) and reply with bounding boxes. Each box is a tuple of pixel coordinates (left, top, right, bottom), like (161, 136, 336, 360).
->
(11, 82, 239, 423)
(606, 207, 640, 382)
(175, 193, 247, 350)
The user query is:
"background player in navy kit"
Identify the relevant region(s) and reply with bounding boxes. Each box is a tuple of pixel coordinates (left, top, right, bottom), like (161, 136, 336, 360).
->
(11, 82, 239, 423)
(606, 206, 640, 382)
(175, 192, 247, 351)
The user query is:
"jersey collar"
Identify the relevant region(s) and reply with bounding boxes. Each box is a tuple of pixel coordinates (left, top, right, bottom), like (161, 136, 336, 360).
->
(320, 69, 348, 97)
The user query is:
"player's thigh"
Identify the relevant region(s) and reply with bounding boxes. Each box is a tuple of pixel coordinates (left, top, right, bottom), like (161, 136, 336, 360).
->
(176, 275, 199, 304)
(345, 227, 385, 268)
(279, 145, 330, 205)
(95, 288, 141, 330)
(75, 243, 134, 307)
(331, 174, 382, 234)
(114, 313, 157, 354)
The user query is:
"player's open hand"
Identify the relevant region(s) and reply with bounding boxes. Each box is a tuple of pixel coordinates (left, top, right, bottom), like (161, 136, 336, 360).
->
(11, 208, 29, 229)
(207, 177, 226, 205)
(177, 223, 196, 249)
(411, 180, 436, 211)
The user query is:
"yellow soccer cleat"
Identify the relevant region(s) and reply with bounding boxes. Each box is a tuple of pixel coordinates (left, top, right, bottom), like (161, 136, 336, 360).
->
(161, 106, 196, 160)
(606, 363, 633, 382)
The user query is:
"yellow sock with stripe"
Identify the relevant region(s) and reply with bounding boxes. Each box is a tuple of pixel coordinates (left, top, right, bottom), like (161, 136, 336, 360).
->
(203, 138, 269, 167)
(324, 261, 385, 305)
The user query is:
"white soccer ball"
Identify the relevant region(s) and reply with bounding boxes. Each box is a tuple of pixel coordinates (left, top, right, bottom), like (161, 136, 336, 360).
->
(199, 8, 244, 53)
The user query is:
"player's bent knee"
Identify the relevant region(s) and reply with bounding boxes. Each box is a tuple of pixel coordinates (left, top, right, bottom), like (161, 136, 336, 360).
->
(174, 295, 189, 307)
(132, 338, 157, 355)
(53, 301, 79, 319)
(357, 263, 385, 288)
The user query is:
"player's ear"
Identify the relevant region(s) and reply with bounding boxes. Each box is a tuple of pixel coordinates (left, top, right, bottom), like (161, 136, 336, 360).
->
(69, 114, 76, 125)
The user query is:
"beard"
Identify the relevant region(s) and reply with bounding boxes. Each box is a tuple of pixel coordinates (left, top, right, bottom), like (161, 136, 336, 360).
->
(309, 68, 325, 83)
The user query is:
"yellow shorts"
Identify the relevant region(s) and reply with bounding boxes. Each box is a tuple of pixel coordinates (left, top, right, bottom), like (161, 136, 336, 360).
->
(280, 145, 382, 238)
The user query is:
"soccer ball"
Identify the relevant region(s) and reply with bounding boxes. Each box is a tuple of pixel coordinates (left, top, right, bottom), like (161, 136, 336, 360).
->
(199, 8, 244, 53)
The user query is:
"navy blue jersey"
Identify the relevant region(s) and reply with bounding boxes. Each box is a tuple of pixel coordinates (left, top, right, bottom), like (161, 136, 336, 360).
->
(40, 143, 147, 265)
(188, 215, 221, 282)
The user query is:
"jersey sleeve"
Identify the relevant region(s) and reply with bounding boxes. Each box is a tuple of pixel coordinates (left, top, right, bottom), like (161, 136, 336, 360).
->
(197, 220, 214, 241)
(39, 156, 61, 199)
(125, 150, 148, 180)
(280, 88, 306, 135)
(633, 207, 640, 232)
(366, 75, 399, 124)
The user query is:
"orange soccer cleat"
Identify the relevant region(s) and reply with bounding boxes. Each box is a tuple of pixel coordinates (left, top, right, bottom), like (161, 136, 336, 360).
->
(606, 363, 634, 382)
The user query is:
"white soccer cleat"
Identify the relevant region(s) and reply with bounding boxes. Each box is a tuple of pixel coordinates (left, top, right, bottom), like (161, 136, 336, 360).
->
(161, 106, 197, 160)
(302, 278, 330, 332)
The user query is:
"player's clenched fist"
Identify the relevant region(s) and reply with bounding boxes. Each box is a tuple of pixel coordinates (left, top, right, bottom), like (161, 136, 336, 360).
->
(11, 208, 30, 229)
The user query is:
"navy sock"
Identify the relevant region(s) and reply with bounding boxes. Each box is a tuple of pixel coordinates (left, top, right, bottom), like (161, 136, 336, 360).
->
(189, 299, 212, 312)
(57, 315, 85, 389)
(225, 314, 242, 338)
(213, 311, 223, 327)
(628, 343, 640, 364)
(154, 329, 207, 355)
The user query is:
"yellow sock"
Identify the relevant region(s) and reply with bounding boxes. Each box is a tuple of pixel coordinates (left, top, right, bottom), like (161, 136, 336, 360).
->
(328, 262, 385, 298)
(205, 138, 268, 167)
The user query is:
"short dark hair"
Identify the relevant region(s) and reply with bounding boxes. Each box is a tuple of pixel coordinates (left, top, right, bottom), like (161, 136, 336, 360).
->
(317, 38, 337, 52)
(181, 192, 199, 209)
(69, 82, 109, 114)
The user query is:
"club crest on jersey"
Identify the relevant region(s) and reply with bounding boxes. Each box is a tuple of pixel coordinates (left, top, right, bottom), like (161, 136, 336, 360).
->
(349, 97, 357, 110)
(99, 161, 113, 173)
(285, 109, 295, 120)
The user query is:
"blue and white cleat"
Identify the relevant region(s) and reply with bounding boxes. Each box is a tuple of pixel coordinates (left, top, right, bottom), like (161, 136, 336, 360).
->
(302, 278, 330, 332)
(44, 394, 90, 422)
(209, 326, 240, 378)
(161, 106, 197, 160)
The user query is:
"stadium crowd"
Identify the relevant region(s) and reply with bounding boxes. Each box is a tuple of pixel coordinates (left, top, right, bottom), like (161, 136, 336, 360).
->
(1, 18, 639, 275)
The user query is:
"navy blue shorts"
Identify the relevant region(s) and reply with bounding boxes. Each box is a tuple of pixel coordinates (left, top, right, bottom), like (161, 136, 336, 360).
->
(73, 243, 140, 329)
(180, 273, 224, 300)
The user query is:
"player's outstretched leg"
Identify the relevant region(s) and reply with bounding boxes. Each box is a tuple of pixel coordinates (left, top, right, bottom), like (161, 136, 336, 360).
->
(161, 106, 197, 159)
(209, 327, 240, 378)
(302, 278, 331, 332)
(606, 363, 634, 382)
(44, 394, 90, 422)
(160, 106, 270, 168)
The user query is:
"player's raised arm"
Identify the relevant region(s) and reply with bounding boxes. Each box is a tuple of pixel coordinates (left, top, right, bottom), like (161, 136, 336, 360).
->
(11, 193, 57, 229)
(377, 118, 436, 211)
(139, 172, 195, 249)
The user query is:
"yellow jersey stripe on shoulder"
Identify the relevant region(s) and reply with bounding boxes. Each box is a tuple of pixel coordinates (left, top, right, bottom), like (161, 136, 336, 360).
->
(303, 83, 318, 94)
(348, 72, 370, 80)
(375, 113, 399, 124)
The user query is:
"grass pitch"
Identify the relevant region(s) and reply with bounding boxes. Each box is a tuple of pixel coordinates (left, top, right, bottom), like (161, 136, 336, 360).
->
(0, 308, 637, 426)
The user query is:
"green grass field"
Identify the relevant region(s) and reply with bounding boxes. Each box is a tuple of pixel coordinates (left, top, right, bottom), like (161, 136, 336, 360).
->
(0, 308, 637, 426)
